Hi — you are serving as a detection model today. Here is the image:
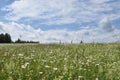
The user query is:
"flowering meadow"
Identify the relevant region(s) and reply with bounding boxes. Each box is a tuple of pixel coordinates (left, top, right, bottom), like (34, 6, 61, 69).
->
(0, 43, 120, 80)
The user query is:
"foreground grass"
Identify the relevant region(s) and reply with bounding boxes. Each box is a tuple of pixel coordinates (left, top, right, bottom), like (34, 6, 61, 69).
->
(0, 43, 120, 80)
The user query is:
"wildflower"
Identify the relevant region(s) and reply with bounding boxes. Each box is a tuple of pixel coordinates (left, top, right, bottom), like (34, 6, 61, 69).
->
(95, 77, 99, 80)
(95, 64, 99, 66)
(12, 54, 15, 57)
(79, 68, 83, 70)
(87, 59, 91, 62)
(59, 76, 64, 79)
(113, 62, 117, 64)
(64, 58, 67, 60)
(21, 65, 26, 69)
(81, 62, 85, 65)
(53, 67, 58, 71)
(18, 54, 23, 57)
(45, 65, 50, 68)
(92, 62, 95, 64)
(78, 76, 83, 78)
(84, 69, 86, 71)
(33, 59, 36, 62)
(25, 62, 29, 65)
(39, 72, 43, 74)
(42, 60, 46, 62)
(21, 62, 29, 69)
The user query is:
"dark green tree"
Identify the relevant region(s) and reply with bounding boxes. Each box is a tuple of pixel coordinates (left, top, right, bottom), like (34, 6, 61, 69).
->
(0, 33, 5, 43)
(0, 33, 12, 43)
(80, 40, 83, 44)
(4, 33, 12, 43)
(15, 38, 21, 43)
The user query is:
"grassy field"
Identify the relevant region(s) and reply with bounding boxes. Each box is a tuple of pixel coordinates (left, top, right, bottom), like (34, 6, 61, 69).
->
(0, 43, 120, 80)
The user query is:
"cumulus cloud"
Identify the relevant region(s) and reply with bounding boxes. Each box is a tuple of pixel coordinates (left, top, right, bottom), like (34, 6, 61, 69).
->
(99, 18, 114, 32)
(0, 21, 120, 43)
(2, 0, 120, 25)
(2, 0, 77, 24)
(0, 0, 120, 43)
(0, 22, 40, 41)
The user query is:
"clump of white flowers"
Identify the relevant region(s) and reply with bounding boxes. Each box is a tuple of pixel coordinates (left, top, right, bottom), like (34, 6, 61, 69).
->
(18, 54, 24, 57)
(21, 62, 29, 69)
(45, 65, 50, 68)
(39, 72, 43, 74)
(53, 67, 58, 71)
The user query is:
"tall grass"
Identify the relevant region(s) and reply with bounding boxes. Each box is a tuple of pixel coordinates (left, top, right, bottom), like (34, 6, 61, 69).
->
(0, 43, 120, 80)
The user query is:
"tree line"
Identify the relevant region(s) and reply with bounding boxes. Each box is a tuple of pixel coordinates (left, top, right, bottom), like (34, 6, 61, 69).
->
(0, 33, 83, 44)
(15, 38, 39, 43)
(0, 33, 12, 43)
(0, 33, 39, 43)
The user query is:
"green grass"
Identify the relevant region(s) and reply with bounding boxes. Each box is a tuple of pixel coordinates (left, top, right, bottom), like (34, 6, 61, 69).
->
(0, 43, 120, 80)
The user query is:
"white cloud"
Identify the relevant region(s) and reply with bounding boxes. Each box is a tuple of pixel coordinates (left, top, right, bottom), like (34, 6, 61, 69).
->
(2, 0, 77, 23)
(0, 22, 40, 41)
(2, 0, 120, 25)
(0, 0, 119, 43)
(99, 17, 114, 32)
(0, 21, 120, 43)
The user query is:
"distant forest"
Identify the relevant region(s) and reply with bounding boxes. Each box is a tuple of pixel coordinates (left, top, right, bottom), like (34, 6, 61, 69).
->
(0, 33, 39, 43)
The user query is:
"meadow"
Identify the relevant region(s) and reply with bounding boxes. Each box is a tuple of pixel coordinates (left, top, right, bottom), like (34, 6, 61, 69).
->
(0, 43, 120, 80)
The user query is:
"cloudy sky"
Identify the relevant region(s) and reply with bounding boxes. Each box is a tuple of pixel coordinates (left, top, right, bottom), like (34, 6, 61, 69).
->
(0, 0, 120, 43)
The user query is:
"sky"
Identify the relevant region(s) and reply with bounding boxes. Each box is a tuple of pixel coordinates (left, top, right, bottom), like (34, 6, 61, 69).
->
(0, 0, 120, 43)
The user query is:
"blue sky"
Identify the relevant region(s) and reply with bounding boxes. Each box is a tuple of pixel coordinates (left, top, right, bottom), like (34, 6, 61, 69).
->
(0, 0, 120, 43)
